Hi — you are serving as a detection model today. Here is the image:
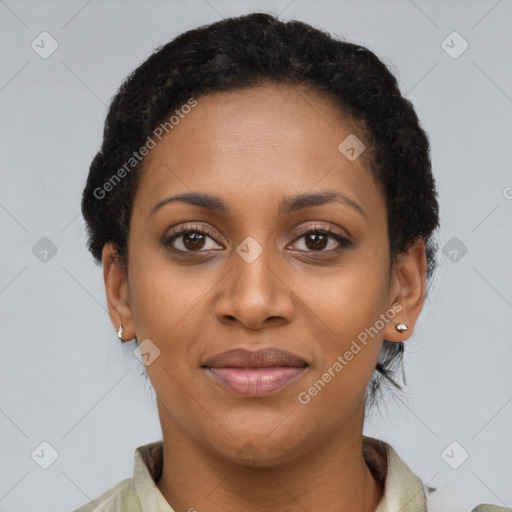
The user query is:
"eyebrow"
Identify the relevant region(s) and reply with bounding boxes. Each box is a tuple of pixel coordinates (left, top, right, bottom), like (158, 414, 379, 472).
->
(150, 190, 367, 219)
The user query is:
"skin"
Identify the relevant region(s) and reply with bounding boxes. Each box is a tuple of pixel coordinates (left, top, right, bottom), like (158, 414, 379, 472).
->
(103, 83, 427, 512)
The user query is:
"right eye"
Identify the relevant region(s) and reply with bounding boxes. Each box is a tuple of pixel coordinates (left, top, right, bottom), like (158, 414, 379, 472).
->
(162, 224, 224, 253)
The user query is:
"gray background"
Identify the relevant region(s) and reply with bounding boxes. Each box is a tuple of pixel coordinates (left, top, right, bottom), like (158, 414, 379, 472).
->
(1, 1, 511, 511)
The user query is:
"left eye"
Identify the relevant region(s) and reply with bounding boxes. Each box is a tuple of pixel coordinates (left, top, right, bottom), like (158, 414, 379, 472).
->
(289, 228, 352, 253)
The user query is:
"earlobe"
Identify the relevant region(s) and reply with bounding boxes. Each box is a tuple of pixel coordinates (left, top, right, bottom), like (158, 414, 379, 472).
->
(102, 243, 135, 341)
(383, 238, 427, 343)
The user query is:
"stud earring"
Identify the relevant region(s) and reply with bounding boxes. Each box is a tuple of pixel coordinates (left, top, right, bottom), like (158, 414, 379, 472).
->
(395, 322, 408, 333)
(117, 325, 126, 341)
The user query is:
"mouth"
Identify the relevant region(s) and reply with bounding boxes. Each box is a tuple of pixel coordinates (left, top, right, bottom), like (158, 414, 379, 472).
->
(202, 347, 309, 398)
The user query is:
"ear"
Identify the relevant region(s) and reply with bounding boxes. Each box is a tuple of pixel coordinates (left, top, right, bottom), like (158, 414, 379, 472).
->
(382, 237, 427, 342)
(102, 243, 135, 341)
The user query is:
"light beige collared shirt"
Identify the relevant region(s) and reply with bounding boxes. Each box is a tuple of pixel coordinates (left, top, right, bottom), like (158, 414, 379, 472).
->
(73, 436, 506, 512)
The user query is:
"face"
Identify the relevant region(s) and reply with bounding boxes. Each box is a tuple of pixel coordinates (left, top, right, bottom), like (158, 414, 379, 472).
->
(104, 83, 426, 467)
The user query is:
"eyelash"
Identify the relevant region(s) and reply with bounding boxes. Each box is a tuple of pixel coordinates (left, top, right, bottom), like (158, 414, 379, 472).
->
(162, 223, 352, 257)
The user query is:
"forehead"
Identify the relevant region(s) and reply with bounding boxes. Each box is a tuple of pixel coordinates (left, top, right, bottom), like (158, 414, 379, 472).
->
(134, 83, 382, 217)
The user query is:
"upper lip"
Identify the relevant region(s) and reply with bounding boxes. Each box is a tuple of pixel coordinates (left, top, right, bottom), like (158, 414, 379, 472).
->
(203, 347, 308, 368)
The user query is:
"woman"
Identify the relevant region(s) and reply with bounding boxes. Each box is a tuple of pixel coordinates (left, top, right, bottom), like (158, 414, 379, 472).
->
(75, 12, 504, 512)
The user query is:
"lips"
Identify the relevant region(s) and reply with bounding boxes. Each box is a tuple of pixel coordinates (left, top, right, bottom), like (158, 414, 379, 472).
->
(204, 347, 308, 369)
(203, 347, 309, 398)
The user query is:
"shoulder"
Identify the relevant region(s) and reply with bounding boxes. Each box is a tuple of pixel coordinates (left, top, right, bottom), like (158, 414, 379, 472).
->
(470, 506, 511, 512)
(72, 477, 140, 512)
(72, 440, 166, 512)
(363, 437, 508, 512)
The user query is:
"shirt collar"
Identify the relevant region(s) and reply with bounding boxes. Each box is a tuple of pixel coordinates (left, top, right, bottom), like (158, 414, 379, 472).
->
(132, 436, 426, 512)
(133, 441, 174, 512)
(363, 436, 427, 511)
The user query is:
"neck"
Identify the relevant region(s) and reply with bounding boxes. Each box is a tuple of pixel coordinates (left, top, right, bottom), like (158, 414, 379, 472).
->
(155, 407, 383, 512)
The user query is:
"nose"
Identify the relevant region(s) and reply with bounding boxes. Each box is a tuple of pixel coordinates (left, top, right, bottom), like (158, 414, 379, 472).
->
(214, 241, 295, 331)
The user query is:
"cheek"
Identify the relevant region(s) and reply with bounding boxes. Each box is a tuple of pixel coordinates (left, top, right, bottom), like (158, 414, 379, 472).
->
(128, 246, 210, 340)
(296, 296, 384, 425)
(304, 259, 390, 395)
(127, 249, 219, 392)
(128, 259, 207, 411)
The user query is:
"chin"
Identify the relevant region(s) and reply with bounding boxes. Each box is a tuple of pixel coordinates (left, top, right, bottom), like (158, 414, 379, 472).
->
(206, 429, 312, 469)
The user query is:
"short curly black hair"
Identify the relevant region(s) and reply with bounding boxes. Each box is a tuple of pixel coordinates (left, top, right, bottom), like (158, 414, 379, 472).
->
(81, 12, 440, 407)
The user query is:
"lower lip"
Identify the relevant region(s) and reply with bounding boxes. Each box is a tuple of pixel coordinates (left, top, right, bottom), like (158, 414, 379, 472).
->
(206, 366, 308, 397)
